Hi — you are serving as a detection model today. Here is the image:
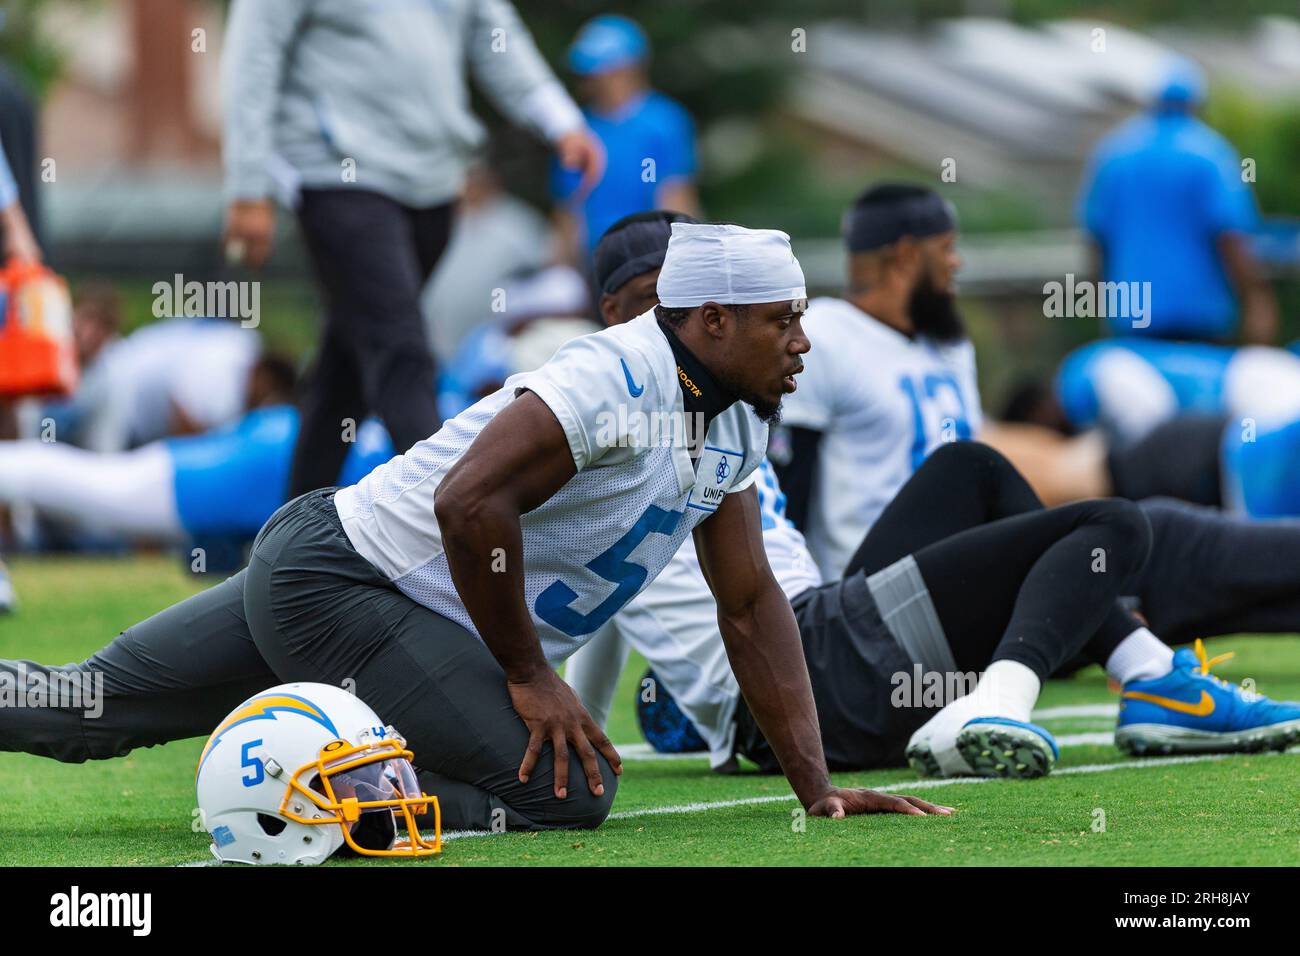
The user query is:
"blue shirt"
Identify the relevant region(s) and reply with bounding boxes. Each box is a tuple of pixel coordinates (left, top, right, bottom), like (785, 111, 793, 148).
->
(166, 406, 394, 536)
(552, 91, 695, 256)
(1078, 111, 1256, 339)
(1056, 338, 1234, 430)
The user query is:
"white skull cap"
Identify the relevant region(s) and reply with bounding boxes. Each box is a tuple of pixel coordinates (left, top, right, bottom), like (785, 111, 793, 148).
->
(656, 222, 807, 309)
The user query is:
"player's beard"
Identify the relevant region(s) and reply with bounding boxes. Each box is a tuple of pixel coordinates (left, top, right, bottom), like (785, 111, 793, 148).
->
(909, 274, 966, 343)
(715, 366, 783, 425)
(745, 396, 783, 425)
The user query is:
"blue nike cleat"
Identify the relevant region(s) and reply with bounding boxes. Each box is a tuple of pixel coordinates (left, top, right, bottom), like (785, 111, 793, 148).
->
(955, 717, 1059, 779)
(1115, 639, 1300, 756)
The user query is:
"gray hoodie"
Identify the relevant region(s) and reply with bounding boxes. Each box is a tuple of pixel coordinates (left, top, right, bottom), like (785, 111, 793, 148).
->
(221, 0, 583, 208)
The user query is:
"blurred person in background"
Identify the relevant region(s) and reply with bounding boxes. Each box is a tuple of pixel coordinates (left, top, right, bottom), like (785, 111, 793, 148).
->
(436, 264, 598, 419)
(220, 0, 602, 497)
(44, 286, 260, 452)
(0, 355, 391, 551)
(0, 44, 41, 263)
(1077, 57, 1278, 344)
(0, 65, 44, 609)
(0, 131, 39, 264)
(1053, 337, 1300, 449)
(770, 183, 977, 580)
(552, 15, 700, 267)
(421, 162, 551, 362)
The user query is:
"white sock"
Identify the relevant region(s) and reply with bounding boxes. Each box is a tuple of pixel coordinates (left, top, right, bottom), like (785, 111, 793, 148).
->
(1105, 627, 1174, 685)
(973, 659, 1041, 723)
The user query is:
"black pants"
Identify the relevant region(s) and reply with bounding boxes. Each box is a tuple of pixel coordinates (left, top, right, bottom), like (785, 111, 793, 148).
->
(1136, 497, 1300, 644)
(1106, 415, 1227, 507)
(290, 189, 453, 496)
(848, 441, 1151, 678)
(738, 442, 1152, 771)
(0, 491, 615, 833)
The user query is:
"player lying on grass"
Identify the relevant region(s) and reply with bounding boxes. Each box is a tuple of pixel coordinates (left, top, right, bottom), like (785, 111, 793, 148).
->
(992, 391, 1300, 522)
(567, 211, 1300, 779)
(0, 222, 951, 829)
(1053, 337, 1300, 447)
(0, 355, 391, 545)
(577, 441, 1300, 778)
(591, 209, 1300, 649)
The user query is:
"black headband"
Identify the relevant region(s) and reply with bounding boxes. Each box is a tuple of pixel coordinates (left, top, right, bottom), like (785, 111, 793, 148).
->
(843, 192, 957, 252)
(594, 212, 697, 296)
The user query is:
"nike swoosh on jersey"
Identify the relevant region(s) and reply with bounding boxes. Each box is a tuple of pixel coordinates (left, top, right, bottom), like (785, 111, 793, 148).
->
(620, 357, 645, 397)
(1122, 689, 1215, 717)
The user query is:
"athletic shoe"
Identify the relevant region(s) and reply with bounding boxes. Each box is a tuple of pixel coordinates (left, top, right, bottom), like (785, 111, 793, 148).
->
(954, 717, 1059, 779)
(635, 668, 708, 754)
(1115, 639, 1300, 756)
(906, 716, 1057, 779)
(904, 730, 954, 778)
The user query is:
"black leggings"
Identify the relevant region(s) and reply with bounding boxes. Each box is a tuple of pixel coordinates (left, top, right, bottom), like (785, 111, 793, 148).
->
(1136, 498, 1300, 644)
(846, 442, 1151, 681)
(1106, 415, 1226, 507)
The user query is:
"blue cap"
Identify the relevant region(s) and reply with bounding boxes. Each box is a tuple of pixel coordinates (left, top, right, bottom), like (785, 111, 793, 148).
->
(1155, 55, 1207, 109)
(568, 15, 649, 76)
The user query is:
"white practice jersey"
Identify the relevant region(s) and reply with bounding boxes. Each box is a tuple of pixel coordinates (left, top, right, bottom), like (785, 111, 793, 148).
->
(335, 310, 767, 667)
(780, 297, 982, 579)
(73, 318, 261, 451)
(600, 458, 821, 767)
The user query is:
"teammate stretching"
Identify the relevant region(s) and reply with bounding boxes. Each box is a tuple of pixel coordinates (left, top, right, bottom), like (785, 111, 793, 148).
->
(0, 222, 950, 830)
(567, 211, 1300, 779)
(0, 357, 391, 546)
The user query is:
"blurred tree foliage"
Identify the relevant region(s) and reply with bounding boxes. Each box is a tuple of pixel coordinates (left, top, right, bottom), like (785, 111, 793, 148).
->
(0, 0, 65, 98)
(1205, 90, 1300, 216)
(492, 0, 1300, 235)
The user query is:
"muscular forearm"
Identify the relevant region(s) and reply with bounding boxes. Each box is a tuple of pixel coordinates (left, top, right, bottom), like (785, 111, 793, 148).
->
(719, 583, 832, 806)
(437, 495, 549, 680)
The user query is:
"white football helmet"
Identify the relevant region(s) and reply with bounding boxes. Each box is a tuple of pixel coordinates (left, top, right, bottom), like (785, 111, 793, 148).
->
(196, 682, 441, 864)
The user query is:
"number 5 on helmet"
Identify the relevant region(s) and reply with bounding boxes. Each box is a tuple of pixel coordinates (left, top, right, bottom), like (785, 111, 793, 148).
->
(196, 682, 441, 864)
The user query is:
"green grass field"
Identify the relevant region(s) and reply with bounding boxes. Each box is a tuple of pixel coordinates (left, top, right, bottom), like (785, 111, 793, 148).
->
(2, 555, 1298, 867)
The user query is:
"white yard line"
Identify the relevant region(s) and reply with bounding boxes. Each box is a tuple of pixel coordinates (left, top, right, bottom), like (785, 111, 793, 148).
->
(435, 748, 1295, 842)
(1056, 731, 1116, 747)
(612, 729, 1119, 763)
(616, 743, 714, 761)
(1032, 703, 1119, 720)
(178, 747, 1296, 861)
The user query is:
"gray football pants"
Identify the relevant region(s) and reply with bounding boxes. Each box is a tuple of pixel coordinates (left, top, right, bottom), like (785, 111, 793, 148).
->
(0, 489, 616, 832)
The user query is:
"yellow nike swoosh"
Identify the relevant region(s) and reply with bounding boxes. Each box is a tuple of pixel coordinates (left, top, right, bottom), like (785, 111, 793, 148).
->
(1122, 689, 1215, 717)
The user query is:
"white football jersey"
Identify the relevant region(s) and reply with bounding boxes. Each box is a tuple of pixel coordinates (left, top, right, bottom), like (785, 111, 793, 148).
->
(335, 310, 768, 667)
(780, 297, 982, 579)
(74, 318, 260, 452)
(603, 459, 821, 767)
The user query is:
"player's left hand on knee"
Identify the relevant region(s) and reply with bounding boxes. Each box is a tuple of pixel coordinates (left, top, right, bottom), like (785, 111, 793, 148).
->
(807, 788, 954, 818)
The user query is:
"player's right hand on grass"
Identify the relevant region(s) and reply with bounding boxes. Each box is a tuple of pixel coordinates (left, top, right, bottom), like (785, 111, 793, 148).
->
(222, 198, 276, 268)
(508, 668, 623, 800)
(808, 787, 954, 818)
